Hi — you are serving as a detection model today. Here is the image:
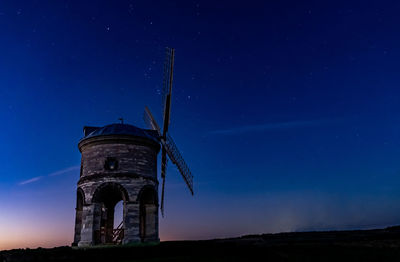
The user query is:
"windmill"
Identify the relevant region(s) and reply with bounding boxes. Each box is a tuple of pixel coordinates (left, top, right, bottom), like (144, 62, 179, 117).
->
(143, 47, 194, 216)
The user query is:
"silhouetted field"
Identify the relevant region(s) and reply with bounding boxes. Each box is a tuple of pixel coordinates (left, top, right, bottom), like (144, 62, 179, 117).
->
(2, 226, 400, 262)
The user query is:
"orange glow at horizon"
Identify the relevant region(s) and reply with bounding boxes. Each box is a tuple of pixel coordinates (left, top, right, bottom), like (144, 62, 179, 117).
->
(0, 211, 73, 251)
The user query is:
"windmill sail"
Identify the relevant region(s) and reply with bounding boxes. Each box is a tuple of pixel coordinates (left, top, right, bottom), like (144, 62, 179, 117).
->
(144, 106, 194, 195)
(162, 47, 174, 134)
(160, 147, 168, 216)
(159, 47, 175, 215)
(143, 47, 193, 217)
(144, 106, 161, 135)
(165, 134, 194, 195)
(162, 49, 172, 118)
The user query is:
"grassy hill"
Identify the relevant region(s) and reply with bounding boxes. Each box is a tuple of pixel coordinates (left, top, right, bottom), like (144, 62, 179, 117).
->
(2, 226, 400, 261)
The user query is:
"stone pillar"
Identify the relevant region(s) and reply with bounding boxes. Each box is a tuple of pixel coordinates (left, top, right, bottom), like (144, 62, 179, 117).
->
(105, 206, 114, 243)
(123, 202, 141, 244)
(93, 203, 102, 244)
(78, 204, 95, 246)
(72, 208, 83, 246)
(144, 205, 159, 242)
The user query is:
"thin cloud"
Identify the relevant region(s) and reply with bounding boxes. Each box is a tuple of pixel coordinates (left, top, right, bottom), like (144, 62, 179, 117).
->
(18, 165, 80, 185)
(208, 119, 336, 136)
(19, 176, 44, 185)
(48, 165, 80, 177)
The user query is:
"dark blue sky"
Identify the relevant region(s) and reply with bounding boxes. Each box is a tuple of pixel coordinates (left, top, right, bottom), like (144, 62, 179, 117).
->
(1, 0, 400, 249)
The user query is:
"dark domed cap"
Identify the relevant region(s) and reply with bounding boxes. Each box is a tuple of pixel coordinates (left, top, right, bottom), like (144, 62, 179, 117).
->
(81, 123, 159, 142)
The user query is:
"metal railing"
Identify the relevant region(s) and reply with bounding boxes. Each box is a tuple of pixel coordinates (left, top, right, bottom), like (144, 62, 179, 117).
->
(112, 221, 124, 245)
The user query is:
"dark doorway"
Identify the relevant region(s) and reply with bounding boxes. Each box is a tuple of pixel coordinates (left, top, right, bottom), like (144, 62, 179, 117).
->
(92, 183, 128, 245)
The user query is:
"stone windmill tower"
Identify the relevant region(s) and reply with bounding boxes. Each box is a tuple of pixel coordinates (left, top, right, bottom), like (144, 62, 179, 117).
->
(73, 48, 194, 246)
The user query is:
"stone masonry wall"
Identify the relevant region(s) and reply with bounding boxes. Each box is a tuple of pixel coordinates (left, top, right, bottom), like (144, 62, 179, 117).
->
(75, 135, 160, 246)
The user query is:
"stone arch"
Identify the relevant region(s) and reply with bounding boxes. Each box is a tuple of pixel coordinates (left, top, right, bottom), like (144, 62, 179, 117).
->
(73, 187, 85, 246)
(138, 185, 158, 242)
(92, 182, 129, 204)
(91, 182, 129, 244)
(136, 185, 158, 204)
(77, 187, 85, 207)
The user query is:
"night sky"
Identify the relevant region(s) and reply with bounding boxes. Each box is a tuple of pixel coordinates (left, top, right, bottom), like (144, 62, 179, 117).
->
(1, 0, 400, 250)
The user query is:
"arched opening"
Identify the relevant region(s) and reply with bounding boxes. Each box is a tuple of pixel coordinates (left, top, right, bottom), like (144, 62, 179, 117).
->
(73, 188, 85, 246)
(139, 186, 157, 242)
(92, 183, 128, 245)
(114, 200, 124, 229)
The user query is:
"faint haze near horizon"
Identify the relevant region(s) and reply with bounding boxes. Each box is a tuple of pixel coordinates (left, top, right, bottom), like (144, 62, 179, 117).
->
(2, 166, 400, 250)
(1, 0, 400, 250)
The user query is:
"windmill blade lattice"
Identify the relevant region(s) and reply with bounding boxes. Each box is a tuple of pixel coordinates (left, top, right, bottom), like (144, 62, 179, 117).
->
(143, 47, 194, 217)
(162, 48, 174, 124)
(160, 147, 168, 216)
(164, 134, 194, 195)
(143, 106, 161, 135)
(144, 106, 194, 195)
(162, 49, 172, 119)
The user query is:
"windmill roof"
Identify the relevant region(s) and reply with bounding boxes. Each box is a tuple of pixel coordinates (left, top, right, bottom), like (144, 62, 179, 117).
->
(81, 123, 159, 143)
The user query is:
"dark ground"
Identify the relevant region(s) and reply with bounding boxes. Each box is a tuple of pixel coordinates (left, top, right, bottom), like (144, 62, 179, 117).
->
(2, 226, 400, 262)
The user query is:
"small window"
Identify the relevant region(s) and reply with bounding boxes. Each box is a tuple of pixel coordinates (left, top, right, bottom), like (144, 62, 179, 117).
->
(104, 157, 118, 171)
